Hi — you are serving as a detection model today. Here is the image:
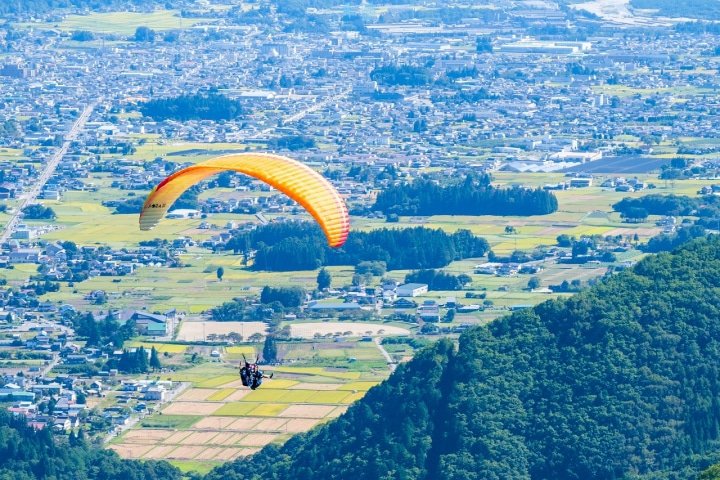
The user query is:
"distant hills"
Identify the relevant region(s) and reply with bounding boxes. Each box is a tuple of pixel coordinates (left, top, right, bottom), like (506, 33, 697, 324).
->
(205, 236, 720, 479)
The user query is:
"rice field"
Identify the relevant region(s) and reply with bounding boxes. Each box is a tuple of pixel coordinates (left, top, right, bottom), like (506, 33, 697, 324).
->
(112, 357, 384, 468)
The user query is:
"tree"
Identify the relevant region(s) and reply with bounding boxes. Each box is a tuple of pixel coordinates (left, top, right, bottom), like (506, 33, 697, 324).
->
(216, 267, 224, 282)
(528, 276, 541, 290)
(22, 204, 55, 219)
(504, 225, 517, 234)
(150, 347, 162, 371)
(317, 268, 331, 290)
(134, 26, 156, 42)
(621, 207, 649, 223)
(263, 335, 278, 363)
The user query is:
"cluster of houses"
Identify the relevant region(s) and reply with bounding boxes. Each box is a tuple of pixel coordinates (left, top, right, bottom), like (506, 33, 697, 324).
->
(0, 317, 176, 434)
(0, 240, 182, 279)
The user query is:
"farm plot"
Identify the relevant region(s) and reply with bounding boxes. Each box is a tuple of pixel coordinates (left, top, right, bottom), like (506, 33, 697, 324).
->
(113, 359, 386, 467)
(177, 321, 267, 342)
(289, 322, 409, 338)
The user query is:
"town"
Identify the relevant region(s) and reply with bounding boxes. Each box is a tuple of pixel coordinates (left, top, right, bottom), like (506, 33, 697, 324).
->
(3, 0, 720, 472)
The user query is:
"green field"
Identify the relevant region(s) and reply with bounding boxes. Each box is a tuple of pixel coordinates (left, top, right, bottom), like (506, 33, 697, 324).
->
(140, 415, 202, 429)
(56, 10, 213, 35)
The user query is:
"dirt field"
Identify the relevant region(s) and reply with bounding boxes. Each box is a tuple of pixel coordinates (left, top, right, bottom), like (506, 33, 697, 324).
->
(279, 404, 336, 418)
(163, 401, 222, 416)
(240, 433, 278, 447)
(176, 321, 267, 341)
(289, 322, 409, 338)
(168, 446, 207, 459)
(177, 388, 217, 401)
(109, 444, 153, 458)
(181, 431, 220, 445)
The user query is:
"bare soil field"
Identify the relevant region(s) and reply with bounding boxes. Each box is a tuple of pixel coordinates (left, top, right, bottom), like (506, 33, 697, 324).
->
(168, 446, 207, 460)
(163, 401, 222, 416)
(109, 444, 153, 458)
(177, 388, 218, 401)
(240, 433, 278, 447)
(177, 321, 267, 341)
(279, 404, 336, 418)
(289, 322, 409, 338)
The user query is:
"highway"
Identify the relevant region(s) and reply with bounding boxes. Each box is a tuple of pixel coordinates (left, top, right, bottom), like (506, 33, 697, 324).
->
(0, 102, 97, 244)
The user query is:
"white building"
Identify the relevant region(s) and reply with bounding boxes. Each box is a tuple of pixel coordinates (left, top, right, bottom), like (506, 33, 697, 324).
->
(397, 283, 429, 297)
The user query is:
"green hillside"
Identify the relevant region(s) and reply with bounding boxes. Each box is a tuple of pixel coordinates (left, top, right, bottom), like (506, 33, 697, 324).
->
(205, 237, 720, 480)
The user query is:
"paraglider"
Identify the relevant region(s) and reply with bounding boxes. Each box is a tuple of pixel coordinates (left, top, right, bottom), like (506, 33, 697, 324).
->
(240, 355, 273, 390)
(139, 153, 350, 247)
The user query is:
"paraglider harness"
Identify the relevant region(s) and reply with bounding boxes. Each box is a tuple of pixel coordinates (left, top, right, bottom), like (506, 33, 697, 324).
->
(240, 355, 273, 390)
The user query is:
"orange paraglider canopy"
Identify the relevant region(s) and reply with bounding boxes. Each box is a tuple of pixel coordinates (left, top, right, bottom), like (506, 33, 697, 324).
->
(139, 153, 350, 248)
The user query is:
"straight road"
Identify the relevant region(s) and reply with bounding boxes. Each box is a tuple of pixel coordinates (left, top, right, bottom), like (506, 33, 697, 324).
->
(0, 102, 97, 244)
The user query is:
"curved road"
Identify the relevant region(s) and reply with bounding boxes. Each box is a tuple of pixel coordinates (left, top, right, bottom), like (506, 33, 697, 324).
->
(0, 102, 97, 244)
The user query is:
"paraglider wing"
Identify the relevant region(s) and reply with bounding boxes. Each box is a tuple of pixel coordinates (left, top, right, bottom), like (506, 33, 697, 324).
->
(139, 153, 350, 247)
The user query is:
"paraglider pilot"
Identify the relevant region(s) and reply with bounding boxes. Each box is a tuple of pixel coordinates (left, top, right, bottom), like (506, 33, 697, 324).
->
(240, 355, 273, 390)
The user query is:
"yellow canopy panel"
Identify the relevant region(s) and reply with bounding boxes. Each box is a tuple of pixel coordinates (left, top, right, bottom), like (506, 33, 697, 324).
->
(139, 153, 350, 248)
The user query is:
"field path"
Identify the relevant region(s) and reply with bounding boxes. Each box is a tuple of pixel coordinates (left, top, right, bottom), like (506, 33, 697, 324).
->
(374, 338, 396, 372)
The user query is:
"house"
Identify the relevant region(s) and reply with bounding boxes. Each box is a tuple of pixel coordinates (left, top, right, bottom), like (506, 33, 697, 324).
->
(396, 283, 429, 297)
(393, 298, 418, 309)
(0, 389, 35, 402)
(130, 311, 168, 336)
(417, 300, 440, 322)
(569, 177, 593, 188)
(144, 385, 166, 401)
(8, 249, 41, 264)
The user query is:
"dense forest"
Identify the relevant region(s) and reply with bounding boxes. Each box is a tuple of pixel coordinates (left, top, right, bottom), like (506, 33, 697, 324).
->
(374, 175, 558, 216)
(139, 93, 244, 122)
(225, 222, 489, 271)
(0, 410, 180, 480)
(612, 193, 709, 216)
(205, 237, 720, 479)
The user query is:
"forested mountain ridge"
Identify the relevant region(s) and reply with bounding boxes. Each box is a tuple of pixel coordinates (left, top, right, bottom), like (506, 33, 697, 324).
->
(205, 237, 720, 480)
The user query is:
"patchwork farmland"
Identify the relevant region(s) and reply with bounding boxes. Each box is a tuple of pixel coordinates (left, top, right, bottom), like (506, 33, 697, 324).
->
(110, 345, 389, 469)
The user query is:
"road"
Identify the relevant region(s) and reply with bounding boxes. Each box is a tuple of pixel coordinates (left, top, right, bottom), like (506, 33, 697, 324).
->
(0, 102, 97, 244)
(374, 337, 397, 372)
(247, 87, 352, 140)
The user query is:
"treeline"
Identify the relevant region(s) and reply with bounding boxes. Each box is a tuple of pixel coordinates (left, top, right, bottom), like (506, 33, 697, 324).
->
(642, 225, 706, 253)
(204, 237, 720, 479)
(404, 269, 471, 291)
(0, 410, 180, 479)
(370, 64, 432, 86)
(374, 175, 558, 216)
(108, 346, 161, 374)
(71, 312, 136, 348)
(226, 222, 489, 271)
(269, 135, 316, 151)
(139, 93, 243, 121)
(22, 204, 56, 219)
(612, 194, 702, 216)
(260, 286, 305, 308)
